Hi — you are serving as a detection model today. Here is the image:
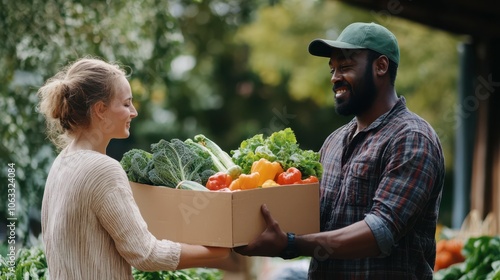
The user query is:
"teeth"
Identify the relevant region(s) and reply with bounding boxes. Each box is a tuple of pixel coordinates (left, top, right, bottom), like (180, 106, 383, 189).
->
(336, 89, 346, 94)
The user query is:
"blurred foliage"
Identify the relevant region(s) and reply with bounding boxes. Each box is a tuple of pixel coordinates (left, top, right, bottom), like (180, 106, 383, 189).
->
(1, 0, 459, 249)
(0, 238, 223, 279)
(236, 0, 459, 168)
(0, 0, 190, 246)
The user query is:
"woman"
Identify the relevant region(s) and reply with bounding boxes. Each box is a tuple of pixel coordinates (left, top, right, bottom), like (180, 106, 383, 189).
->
(38, 57, 234, 279)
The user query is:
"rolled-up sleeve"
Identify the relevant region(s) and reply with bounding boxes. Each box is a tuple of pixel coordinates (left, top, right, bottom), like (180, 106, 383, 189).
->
(365, 213, 394, 257)
(367, 130, 443, 256)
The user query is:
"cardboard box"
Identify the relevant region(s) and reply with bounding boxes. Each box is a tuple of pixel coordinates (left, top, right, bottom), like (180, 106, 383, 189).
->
(130, 182, 320, 248)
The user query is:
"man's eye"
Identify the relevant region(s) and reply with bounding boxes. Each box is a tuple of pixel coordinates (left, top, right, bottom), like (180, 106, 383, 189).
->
(330, 66, 349, 74)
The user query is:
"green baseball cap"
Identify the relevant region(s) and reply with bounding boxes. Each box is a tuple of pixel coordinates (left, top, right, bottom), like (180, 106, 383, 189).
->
(308, 22, 400, 65)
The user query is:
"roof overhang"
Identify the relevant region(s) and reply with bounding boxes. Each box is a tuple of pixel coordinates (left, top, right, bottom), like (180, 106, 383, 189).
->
(338, 0, 500, 39)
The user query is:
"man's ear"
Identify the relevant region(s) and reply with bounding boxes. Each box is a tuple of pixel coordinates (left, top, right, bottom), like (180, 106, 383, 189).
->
(92, 101, 108, 120)
(374, 55, 390, 76)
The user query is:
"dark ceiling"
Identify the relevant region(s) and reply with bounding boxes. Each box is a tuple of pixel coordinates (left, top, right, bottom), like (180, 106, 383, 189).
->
(339, 0, 500, 39)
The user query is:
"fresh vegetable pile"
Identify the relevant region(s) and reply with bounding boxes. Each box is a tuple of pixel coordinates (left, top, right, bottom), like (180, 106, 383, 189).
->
(121, 128, 323, 191)
(433, 235, 500, 280)
(434, 238, 465, 272)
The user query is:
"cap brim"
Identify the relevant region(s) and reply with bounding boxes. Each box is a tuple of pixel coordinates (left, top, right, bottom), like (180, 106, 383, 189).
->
(308, 39, 364, 57)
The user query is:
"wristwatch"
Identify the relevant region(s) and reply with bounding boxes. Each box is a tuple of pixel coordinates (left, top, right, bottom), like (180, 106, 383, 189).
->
(280, 232, 300, 259)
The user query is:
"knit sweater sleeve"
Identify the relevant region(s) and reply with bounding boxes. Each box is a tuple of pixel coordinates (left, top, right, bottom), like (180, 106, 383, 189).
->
(92, 156, 181, 271)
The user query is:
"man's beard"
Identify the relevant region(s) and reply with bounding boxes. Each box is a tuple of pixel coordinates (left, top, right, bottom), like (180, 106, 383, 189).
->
(334, 63, 377, 116)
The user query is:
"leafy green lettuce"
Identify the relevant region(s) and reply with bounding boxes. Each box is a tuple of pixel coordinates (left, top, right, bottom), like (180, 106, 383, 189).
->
(231, 127, 323, 178)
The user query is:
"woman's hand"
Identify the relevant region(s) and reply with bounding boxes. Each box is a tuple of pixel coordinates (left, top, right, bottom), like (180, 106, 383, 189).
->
(177, 244, 230, 269)
(177, 244, 248, 272)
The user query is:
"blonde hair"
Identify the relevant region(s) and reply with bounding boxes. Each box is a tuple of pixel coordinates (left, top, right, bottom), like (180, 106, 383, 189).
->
(37, 57, 127, 150)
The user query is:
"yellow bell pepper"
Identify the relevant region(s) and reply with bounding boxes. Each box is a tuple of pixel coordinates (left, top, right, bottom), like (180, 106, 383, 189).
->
(262, 179, 280, 188)
(250, 158, 284, 186)
(229, 172, 261, 190)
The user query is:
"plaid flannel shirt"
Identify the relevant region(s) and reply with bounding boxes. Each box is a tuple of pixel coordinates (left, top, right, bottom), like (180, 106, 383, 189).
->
(308, 97, 445, 279)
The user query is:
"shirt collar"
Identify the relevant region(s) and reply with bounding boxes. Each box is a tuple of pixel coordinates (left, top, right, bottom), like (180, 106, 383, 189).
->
(344, 96, 407, 135)
(367, 96, 407, 131)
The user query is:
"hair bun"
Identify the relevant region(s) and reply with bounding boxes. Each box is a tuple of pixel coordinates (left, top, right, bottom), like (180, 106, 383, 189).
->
(53, 81, 71, 129)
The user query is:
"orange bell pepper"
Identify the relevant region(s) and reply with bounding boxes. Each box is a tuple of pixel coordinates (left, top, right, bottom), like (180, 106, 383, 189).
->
(276, 167, 302, 185)
(251, 158, 284, 186)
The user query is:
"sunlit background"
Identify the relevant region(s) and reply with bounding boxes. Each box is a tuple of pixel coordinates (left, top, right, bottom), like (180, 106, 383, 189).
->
(1, 0, 463, 276)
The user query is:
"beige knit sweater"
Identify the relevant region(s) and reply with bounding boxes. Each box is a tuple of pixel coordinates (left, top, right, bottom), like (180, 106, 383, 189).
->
(41, 149, 181, 279)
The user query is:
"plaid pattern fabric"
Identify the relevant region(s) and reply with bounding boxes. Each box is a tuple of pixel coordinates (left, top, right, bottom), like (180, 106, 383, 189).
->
(308, 97, 445, 279)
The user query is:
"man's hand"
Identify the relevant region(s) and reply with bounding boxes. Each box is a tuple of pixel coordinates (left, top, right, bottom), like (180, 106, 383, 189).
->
(233, 204, 288, 257)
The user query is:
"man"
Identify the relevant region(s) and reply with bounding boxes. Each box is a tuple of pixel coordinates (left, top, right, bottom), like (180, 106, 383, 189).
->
(235, 22, 445, 279)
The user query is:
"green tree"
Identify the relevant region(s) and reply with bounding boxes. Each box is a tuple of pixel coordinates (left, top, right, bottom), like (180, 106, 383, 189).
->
(0, 0, 188, 246)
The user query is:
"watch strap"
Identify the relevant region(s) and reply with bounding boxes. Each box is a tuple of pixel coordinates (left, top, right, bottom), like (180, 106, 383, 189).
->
(280, 232, 299, 259)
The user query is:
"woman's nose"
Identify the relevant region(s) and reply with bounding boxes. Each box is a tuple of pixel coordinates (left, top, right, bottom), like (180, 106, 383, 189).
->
(131, 104, 138, 118)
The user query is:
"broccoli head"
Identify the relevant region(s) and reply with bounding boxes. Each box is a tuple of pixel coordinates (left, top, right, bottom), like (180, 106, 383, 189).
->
(120, 149, 153, 184)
